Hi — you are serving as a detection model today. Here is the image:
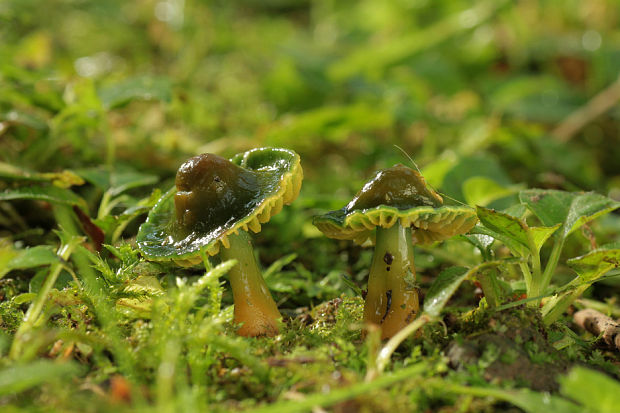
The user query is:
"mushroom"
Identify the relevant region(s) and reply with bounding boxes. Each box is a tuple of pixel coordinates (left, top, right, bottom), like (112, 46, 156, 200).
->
(137, 148, 303, 337)
(313, 164, 477, 339)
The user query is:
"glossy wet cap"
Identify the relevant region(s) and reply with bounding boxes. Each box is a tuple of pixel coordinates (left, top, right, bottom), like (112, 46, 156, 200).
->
(137, 148, 303, 264)
(173, 153, 259, 234)
(313, 164, 477, 245)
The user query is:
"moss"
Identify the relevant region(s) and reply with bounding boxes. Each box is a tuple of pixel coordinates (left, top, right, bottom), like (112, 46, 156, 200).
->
(0, 300, 23, 335)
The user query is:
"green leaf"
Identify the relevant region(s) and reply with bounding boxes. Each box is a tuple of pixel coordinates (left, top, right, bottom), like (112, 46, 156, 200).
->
(13, 293, 36, 304)
(476, 206, 560, 256)
(567, 248, 620, 283)
(0, 245, 59, 280)
(0, 360, 82, 396)
(476, 206, 530, 250)
(7, 245, 58, 270)
(123, 275, 165, 296)
(0, 185, 86, 208)
(482, 388, 582, 413)
(0, 109, 47, 130)
(560, 367, 620, 413)
(441, 156, 513, 203)
(463, 177, 518, 207)
(519, 189, 620, 241)
(116, 297, 154, 319)
(0, 163, 84, 188)
(471, 225, 528, 257)
(77, 167, 158, 196)
(424, 266, 469, 317)
(263, 253, 297, 280)
(0, 239, 19, 279)
(529, 224, 561, 252)
(460, 233, 495, 257)
(441, 380, 582, 412)
(98, 76, 172, 110)
(502, 203, 528, 219)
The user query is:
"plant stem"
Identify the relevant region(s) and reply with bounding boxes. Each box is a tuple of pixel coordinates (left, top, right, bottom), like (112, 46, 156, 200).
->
(365, 223, 419, 339)
(374, 314, 433, 375)
(519, 262, 533, 295)
(525, 230, 543, 306)
(541, 237, 565, 293)
(220, 230, 281, 337)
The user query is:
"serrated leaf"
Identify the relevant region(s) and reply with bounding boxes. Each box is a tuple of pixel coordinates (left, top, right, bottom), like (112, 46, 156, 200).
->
(0, 185, 86, 208)
(424, 266, 469, 317)
(476, 205, 530, 247)
(519, 189, 620, 241)
(567, 248, 620, 283)
(470, 225, 528, 257)
(560, 367, 620, 413)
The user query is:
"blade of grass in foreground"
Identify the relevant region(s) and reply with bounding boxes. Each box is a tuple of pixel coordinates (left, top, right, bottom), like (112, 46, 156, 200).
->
(246, 362, 427, 413)
(0, 360, 82, 396)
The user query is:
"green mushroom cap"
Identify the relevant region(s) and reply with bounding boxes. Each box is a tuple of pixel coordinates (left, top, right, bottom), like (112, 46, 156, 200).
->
(313, 164, 477, 245)
(137, 147, 303, 265)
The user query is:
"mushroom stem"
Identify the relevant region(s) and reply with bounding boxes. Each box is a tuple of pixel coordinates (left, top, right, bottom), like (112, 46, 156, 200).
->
(364, 223, 419, 339)
(220, 230, 281, 337)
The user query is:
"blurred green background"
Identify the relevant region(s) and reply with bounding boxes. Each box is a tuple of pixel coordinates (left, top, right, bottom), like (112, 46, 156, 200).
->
(3, 0, 620, 189)
(2, 0, 620, 296)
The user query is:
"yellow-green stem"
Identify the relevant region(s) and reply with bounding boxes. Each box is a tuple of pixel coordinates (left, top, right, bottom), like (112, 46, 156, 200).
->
(541, 237, 565, 293)
(220, 231, 281, 337)
(364, 223, 419, 339)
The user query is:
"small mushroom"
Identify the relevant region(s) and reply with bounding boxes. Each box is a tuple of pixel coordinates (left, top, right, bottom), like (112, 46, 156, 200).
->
(313, 164, 477, 339)
(137, 148, 303, 337)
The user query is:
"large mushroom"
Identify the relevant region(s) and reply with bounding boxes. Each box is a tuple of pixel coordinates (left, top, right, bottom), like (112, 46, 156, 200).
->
(137, 147, 303, 337)
(313, 164, 477, 339)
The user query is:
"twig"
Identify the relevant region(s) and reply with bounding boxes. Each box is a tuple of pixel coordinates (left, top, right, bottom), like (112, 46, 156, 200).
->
(573, 308, 620, 351)
(552, 75, 620, 142)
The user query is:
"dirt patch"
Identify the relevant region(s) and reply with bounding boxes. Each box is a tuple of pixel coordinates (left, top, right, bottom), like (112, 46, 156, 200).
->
(445, 306, 569, 392)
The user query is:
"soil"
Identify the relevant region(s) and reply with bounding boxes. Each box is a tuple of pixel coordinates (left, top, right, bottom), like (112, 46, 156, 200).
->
(444, 306, 569, 392)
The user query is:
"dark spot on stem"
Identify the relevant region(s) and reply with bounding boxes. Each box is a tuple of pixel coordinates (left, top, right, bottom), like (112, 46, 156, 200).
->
(405, 310, 416, 323)
(381, 290, 392, 323)
(383, 252, 393, 265)
(386, 266, 390, 271)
